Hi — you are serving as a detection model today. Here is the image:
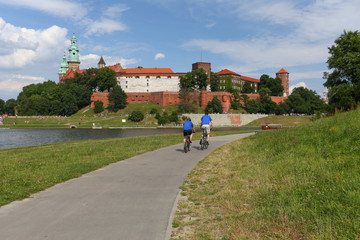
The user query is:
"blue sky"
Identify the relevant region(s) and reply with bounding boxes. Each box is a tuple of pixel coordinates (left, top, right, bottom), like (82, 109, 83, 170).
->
(1, 0, 360, 100)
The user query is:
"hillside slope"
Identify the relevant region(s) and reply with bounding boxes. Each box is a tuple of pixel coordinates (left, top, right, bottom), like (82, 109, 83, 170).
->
(172, 109, 360, 239)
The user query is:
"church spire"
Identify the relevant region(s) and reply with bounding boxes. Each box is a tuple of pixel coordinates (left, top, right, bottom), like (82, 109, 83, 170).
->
(68, 33, 80, 71)
(58, 50, 69, 75)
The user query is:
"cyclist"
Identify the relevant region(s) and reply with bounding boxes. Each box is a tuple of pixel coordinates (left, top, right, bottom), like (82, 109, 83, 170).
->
(200, 111, 213, 145)
(183, 117, 195, 144)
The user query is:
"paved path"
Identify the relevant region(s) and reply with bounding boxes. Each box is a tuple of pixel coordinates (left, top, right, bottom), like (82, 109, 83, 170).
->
(0, 133, 254, 240)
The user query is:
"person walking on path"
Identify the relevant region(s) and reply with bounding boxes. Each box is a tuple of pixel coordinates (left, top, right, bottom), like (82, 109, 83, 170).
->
(183, 118, 195, 144)
(200, 111, 213, 144)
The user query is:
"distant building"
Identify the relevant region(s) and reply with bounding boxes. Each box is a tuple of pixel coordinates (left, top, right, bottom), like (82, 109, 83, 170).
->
(216, 69, 260, 92)
(116, 67, 185, 93)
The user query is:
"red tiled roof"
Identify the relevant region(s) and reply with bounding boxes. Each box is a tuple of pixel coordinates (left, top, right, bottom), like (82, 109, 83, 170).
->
(119, 68, 174, 74)
(216, 69, 240, 76)
(241, 75, 260, 83)
(62, 69, 86, 79)
(277, 68, 289, 74)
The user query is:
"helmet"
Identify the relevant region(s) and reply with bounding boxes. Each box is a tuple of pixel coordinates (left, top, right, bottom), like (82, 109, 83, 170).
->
(187, 118, 191, 121)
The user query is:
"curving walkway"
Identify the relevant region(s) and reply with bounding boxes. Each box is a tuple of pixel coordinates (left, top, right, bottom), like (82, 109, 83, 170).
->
(0, 133, 254, 240)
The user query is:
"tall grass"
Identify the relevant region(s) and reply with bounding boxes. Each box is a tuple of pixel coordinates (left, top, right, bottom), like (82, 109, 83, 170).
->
(172, 109, 360, 239)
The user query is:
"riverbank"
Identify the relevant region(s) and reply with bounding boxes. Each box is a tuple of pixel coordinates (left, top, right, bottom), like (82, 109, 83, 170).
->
(171, 109, 360, 239)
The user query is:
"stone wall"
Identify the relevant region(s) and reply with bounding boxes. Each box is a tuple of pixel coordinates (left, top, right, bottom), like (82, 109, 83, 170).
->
(90, 91, 287, 112)
(182, 113, 268, 126)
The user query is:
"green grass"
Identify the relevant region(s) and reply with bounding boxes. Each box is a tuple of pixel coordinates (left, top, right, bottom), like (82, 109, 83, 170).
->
(171, 109, 360, 239)
(1, 103, 205, 128)
(0, 130, 250, 207)
(246, 115, 312, 127)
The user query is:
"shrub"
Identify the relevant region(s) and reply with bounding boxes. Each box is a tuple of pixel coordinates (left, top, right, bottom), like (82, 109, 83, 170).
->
(150, 108, 158, 115)
(128, 110, 144, 122)
(93, 101, 104, 113)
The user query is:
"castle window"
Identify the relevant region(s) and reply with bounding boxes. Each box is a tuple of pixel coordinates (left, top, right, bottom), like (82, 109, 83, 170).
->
(135, 76, 139, 78)
(156, 76, 161, 79)
(167, 76, 171, 79)
(146, 76, 150, 79)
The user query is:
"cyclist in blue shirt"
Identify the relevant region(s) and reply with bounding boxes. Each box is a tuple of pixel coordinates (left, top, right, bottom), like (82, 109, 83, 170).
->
(200, 111, 213, 144)
(183, 118, 195, 144)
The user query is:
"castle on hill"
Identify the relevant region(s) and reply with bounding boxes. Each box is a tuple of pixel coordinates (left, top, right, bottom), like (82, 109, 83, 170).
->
(58, 34, 289, 111)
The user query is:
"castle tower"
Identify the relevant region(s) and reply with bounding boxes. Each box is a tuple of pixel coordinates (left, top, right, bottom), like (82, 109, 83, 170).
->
(68, 33, 80, 71)
(98, 56, 106, 69)
(58, 50, 69, 81)
(276, 68, 289, 97)
(192, 62, 211, 82)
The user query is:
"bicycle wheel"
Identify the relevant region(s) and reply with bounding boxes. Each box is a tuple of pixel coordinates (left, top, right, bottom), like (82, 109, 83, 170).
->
(200, 136, 205, 150)
(184, 142, 188, 153)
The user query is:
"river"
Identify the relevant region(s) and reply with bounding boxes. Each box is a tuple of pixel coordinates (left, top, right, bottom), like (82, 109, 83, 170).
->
(0, 127, 257, 150)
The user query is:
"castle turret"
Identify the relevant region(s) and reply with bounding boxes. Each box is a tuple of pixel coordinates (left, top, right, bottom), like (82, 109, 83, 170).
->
(276, 68, 289, 97)
(68, 33, 80, 71)
(58, 51, 69, 82)
(98, 56, 106, 69)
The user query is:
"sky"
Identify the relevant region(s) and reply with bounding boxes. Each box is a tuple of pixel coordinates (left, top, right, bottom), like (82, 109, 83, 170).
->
(1, 0, 360, 101)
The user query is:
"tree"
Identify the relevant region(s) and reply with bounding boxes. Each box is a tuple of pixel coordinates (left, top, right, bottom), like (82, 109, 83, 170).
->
(179, 68, 208, 91)
(327, 84, 355, 112)
(246, 100, 260, 114)
(96, 67, 117, 92)
(205, 96, 223, 113)
(259, 74, 284, 96)
(242, 81, 253, 93)
(5, 99, 17, 115)
(169, 111, 179, 124)
(324, 30, 360, 88)
(258, 88, 276, 114)
(108, 85, 127, 112)
(323, 31, 360, 111)
(128, 110, 144, 122)
(0, 99, 5, 114)
(93, 101, 104, 113)
(210, 72, 220, 92)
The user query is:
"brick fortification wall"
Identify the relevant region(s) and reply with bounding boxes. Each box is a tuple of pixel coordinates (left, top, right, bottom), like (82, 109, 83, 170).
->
(91, 91, 287, 112)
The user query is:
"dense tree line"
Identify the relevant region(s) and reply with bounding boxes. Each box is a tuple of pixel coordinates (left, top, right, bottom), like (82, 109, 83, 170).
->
(10, 67, 126, 116)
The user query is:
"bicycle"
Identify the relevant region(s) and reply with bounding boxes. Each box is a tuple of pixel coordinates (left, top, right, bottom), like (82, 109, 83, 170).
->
(184, 134, 191, 153)
(200, 128, 209, 150)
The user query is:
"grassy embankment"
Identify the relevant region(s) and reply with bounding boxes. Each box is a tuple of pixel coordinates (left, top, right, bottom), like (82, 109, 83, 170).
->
(171, 109, 360, 239)
(1, 103, 193, 128)
(0, 129, 252, 207)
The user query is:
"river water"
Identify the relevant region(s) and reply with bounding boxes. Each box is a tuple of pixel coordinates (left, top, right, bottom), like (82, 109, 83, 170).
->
(0, 127, 257, 150)
(0, 128, 182, 150)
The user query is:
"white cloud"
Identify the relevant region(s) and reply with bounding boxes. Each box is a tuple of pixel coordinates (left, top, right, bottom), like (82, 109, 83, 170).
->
(104, 4, 130, 18)
(0, 0, 87, 20)
(205, 22, 216, 29)
(0, 18, 68, 69)
(80, 54, 138, 69)
(154, 53, 165, 60)
(289, 82, 307, 94)
(85, 18, 127, 36)
(183, 0, 360, 73)
(0, 74, 45, 92)
(0, 0, 129, 36)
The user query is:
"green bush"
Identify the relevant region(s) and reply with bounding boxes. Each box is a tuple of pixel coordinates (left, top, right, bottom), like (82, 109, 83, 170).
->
(93, 100, 104, 113)
(150, 108, 158, 115)
(128, 110, 144, 122)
